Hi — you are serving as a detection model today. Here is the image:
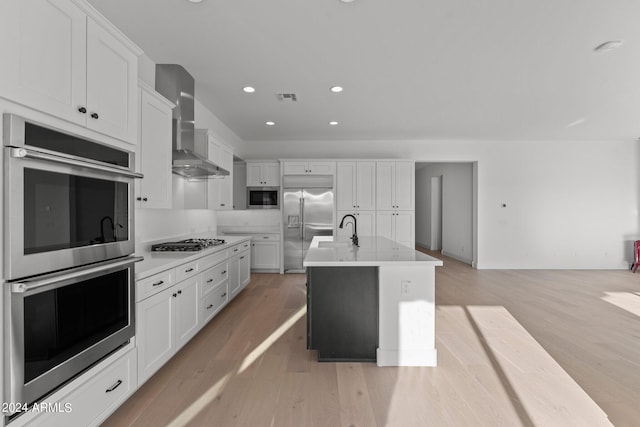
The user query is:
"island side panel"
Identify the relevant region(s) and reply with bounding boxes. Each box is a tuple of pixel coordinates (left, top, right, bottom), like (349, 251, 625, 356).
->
(377, 264, 437, 366)
(307, 266, 378, 362)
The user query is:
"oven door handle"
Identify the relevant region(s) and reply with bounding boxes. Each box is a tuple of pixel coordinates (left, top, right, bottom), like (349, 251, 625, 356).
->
(11, 256, 144, 294)
(9, 147, 144, 179)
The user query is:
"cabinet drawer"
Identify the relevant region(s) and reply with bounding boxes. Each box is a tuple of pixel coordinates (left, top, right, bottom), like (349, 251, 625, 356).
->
(32, 349, 136, 427)
(227, 243, 244, 256)
(200, 281, 229, 325)
(175, 260, 201, 282)
(199, 248, 228, 271)
(201, 261, 228, 297)
(137, 269, 175, 302)
(252, 234, 280, 242)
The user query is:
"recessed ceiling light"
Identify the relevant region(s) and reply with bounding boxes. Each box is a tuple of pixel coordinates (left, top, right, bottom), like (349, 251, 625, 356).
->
(265, 121, 275, 126)
(594, 40, 623, 52)
(242, 86, 255, 93)
(340, 0, 356, 3)
(187, 0, 203, 3)
(329, 121, 339, 126)
(330, 86, 343, 93)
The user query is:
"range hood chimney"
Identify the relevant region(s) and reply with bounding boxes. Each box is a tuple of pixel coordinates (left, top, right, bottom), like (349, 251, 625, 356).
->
(155, 64, 229, 178)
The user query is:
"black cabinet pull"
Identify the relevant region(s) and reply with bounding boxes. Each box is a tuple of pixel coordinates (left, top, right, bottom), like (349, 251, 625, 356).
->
(177, 290, 182, 295)
(90, 112, 99, 119)
(78, 106, 87, 113)
(240, 256, 245, 260)
(136, 197, 142, 201)
(263, 236, 269, 239)
(105, 379, 122, 393)
(206, 304, 214, 310)
(221, 270, 227, 274)
(221, 292, 227, 297)
(206, 278, 213, 283)
(173, 293, 177, 297)
(152, 280, 164, 287)
(185, 268, 194, 273)
(234, 248, 238, 252)
(143, 197, 148, 202)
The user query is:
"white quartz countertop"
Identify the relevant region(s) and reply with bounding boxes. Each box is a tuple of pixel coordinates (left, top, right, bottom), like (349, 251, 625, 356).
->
(135, 235, 251, 279)
(218, 225, 281, 235)
(303, 236, 443, 267)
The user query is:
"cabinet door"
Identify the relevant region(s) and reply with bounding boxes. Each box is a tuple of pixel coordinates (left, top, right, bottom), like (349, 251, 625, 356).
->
(263, 163, 280, 186)
(85, 18, 138, 144)
(308, 161, 335, 175)
(174, 276, 200, 350)
(0, 0, 87, 126)
(228, 255, 241, 297)
(356, 162, 376, 210)
(239, 251, 251, 288)
(137, 289, 175, 385)
(251, 241, 280, 269)
(247, 163, 264, 186)
(376, 211, 395, 242)
(283, 161, 309, 175)
(356, 211, 376, 237)
(336, 162, 356, 210)
(218, 176, 233, 210)
(394, 211, 415, 248)
(394, 161, 414, 210)
(376, 162, 395, 210)
(137, 88, 172, 208)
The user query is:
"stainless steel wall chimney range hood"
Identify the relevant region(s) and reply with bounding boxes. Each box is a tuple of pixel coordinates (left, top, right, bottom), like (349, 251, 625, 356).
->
(155, 64, 229, 178)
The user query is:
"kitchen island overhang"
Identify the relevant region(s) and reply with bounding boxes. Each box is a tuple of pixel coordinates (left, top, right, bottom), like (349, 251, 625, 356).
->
(304, 236, 443, 367)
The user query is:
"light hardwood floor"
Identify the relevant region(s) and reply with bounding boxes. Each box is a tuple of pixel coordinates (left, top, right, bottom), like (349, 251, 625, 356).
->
(102, 252, 640, 426)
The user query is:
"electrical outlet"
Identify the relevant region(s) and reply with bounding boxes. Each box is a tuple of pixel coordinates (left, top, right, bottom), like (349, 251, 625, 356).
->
(401, 280, 411, 295)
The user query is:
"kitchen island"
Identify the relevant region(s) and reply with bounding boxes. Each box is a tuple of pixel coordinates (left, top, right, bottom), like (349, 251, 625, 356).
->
(303, 236, 443, 366)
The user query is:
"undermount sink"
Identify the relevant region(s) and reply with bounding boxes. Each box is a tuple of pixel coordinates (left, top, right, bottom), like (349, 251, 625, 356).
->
(317, 241, 352, 248)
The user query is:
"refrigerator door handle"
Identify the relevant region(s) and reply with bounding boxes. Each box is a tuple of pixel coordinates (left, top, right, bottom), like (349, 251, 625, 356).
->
(298, 197, 304, 238)
(300, 197, 304, 238)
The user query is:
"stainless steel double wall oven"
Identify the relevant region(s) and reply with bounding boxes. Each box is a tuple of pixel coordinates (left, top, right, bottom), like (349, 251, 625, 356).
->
(3, 114, 142, 411)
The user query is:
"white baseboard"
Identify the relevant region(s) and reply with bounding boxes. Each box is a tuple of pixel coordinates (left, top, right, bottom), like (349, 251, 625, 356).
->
(376, 348, 437, 367)
(441, 250, 472, 265)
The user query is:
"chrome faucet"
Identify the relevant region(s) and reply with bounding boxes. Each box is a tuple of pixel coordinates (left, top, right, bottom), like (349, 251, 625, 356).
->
(338, 214, 359, 247)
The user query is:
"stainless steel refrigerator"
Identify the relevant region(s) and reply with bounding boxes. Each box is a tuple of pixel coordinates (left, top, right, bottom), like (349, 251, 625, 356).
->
(283, 184, 334, 272)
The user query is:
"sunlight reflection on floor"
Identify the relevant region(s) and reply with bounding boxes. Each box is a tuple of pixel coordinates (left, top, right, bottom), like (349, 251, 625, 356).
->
(383, 306, 613, 426)
(166, 306, 306, 426)
(601, 292, 640, 317)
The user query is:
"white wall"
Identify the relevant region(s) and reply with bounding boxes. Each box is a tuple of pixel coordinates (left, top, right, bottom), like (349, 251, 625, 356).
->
(416, 163, 473, 264)
(243, 138, 639, 269)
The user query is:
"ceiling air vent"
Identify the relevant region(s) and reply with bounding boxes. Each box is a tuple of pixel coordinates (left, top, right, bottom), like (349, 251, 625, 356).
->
(276, 93, 298, 102)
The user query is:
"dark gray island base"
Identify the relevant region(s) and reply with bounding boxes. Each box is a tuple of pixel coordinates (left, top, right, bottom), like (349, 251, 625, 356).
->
(306, 266, 378, 362)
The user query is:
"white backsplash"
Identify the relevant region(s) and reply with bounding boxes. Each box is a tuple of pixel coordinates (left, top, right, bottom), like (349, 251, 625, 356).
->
(135, 208, 217, 249)
(216, 210, 281, 230)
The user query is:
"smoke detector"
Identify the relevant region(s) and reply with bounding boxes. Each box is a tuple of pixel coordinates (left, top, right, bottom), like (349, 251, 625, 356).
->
(276, 93, 298, 102)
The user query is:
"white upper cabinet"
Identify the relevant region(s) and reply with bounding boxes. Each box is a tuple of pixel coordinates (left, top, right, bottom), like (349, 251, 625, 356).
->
(0, 0, 140, 144)
(85, 18, 138, 143)
(247, 162, 280, 187)
(283, 160, 335, 175)
(376, 161, 415, 210)
(136, 83, 174, 208)
(336, 161, 376, 211)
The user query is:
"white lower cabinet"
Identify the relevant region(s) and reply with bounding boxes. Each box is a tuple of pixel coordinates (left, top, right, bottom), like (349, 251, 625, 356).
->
(229, 246, 251, 297)
(29, 347, 136, 427)
(136, 273, 199, 385)
(136, 240, 251, 386)
(250, 234, 280, 271)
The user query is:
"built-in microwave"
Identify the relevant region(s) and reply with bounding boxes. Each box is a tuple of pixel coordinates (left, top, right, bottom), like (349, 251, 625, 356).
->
(247, 187, 279, 209)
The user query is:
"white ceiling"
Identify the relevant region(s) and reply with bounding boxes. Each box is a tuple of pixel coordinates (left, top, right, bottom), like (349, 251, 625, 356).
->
(87, 0, 640, 142)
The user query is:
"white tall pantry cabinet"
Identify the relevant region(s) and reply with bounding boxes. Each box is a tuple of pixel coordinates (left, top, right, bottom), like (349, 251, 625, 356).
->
(376, 161, 415, 248)
(335, 160, 415, 248)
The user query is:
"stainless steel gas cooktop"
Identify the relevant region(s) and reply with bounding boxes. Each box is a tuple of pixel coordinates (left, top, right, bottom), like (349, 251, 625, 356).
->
(151, 238, 226, 252)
